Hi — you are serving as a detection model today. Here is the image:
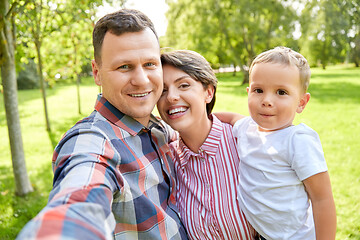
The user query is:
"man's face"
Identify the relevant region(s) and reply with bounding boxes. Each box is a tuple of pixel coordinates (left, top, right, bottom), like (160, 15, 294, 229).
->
(92, 28, 162, 126)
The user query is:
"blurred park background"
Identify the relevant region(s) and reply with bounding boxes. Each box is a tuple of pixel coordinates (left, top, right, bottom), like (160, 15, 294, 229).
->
(0, 0, 359, 239)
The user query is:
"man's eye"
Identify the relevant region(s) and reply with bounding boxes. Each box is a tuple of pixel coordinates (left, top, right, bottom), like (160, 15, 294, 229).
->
(145, 62, 155, 67)
(277, 90, 287, 95)
(118, 65, 129, 70)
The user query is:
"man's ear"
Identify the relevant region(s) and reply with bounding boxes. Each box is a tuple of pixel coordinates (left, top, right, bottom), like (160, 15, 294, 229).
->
(205, 85, 215, 104)
(297, 92, 311, 113)
(92, 60, 101, 86)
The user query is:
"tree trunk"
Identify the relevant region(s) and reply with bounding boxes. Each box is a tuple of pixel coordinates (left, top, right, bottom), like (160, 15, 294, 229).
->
(77, 74, 81, 114)
(241, 70, 249, 85)
(34, 38, 51, 131)
(0, 0, 33, 196)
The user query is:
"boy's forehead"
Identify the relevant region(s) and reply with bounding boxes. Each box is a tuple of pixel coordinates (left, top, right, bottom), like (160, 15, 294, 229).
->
(250, 63, 301, 86)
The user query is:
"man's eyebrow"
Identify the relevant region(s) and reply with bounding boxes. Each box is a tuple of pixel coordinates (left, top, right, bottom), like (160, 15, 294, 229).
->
(143, 56, 161, 62)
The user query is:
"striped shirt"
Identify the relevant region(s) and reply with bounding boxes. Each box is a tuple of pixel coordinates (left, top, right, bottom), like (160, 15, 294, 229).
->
(17, 94, 188, 240)
(169, 115, 255, 240)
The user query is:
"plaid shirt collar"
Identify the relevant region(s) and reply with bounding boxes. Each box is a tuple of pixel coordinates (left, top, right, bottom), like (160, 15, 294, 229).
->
(94, 94, 160, 136)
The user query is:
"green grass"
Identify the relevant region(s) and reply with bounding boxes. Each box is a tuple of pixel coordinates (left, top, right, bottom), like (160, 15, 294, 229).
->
(1, 65, 360, 239)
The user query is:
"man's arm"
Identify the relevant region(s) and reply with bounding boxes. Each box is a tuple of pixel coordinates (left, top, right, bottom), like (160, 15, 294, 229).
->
(213, 112, 245, 126)
(17, 131, 119, 240)
(303, 171, 337, 240)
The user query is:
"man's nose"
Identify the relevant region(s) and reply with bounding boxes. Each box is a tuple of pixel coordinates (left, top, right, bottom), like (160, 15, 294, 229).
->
(131, 67, 150, 85)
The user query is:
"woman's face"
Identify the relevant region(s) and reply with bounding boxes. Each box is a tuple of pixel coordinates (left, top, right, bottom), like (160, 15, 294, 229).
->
(157, 64, 214, 133)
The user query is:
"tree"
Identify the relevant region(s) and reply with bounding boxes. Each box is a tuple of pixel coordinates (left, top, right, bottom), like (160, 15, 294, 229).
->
(17, 0, 64, 131)
(345, 0, 360, 67)
(0, 0, 33, 196)
(44, 0, 98, 115)
(164, 0, 298, 84)
(300, 0, 350, 68)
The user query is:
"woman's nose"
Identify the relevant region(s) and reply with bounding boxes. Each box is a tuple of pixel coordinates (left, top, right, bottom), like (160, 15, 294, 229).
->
(167, 88, 180, 102)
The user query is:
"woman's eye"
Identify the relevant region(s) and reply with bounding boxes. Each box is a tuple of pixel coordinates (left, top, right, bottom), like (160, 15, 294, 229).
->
(179, 83, 190, 89)
(277, 89, 287, 95)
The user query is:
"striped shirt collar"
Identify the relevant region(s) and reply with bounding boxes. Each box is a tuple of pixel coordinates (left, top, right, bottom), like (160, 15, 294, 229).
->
(94, 94, 160, 136)
(178, 114, 223, 168)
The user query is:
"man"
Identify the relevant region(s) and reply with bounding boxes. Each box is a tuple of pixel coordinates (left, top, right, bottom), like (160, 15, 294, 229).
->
(17, 9, 187, 240)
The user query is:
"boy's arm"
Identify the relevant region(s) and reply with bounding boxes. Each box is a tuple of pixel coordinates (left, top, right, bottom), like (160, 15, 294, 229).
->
(303, 171, 337, 240)
(213, 112, 245, 125)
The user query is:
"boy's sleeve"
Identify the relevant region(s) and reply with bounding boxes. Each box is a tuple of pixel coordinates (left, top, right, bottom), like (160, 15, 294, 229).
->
(290, 125, 328, 181)
(232, 117, 249, 139)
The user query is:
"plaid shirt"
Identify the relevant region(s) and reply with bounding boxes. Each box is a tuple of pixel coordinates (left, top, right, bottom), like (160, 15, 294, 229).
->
(17, 94, 188, 240)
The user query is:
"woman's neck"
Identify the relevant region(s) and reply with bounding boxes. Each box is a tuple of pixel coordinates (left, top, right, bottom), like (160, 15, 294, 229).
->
(180, 116, 212, 153)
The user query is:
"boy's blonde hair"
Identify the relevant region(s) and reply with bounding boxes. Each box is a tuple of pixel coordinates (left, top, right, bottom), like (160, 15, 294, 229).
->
(249, 46, 311, 92)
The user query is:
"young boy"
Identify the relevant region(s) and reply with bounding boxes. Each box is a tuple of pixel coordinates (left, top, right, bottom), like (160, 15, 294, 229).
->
(227, 47, 336, 239)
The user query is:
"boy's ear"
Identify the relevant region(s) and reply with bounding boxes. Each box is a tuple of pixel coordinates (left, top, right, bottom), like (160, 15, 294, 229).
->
(246, 87, 250, 94)
(297, 93, 311, 113)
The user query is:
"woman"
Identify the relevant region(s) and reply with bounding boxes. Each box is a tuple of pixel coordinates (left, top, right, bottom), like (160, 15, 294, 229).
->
(157, 50, 255, 239)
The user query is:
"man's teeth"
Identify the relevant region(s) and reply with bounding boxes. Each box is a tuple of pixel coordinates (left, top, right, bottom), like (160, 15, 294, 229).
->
(169, 107, 187, 115)
(130, 92, 149, 97)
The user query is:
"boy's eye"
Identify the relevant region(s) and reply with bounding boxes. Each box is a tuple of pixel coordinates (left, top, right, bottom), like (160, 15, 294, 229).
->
(277, 89, 288, 95)
(254, 88, 263, 93)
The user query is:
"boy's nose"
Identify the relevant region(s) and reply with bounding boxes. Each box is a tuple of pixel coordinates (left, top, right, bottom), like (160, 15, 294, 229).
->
(262, 95, 273, 107)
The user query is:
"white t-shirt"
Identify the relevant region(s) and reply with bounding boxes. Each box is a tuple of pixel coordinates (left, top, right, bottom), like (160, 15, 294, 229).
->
(233, 117, 328, 240)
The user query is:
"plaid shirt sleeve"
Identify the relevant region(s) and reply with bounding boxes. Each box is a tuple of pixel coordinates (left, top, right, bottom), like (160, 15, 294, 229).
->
(17, 123, 119, 240)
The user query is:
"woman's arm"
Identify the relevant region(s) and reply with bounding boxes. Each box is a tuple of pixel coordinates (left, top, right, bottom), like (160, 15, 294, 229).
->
(303, 171, 337, 240)
(213, 112, 245, 126)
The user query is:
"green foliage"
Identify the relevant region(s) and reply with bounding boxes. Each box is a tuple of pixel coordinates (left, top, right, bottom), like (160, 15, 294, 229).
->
(1, 66, 360, 239)
(14, 0, 102, 85)
(164, 0, 301, 84)
(164, 0, 360, 70)
(300, 0, 350, 68)
(164, 0, 298, 61)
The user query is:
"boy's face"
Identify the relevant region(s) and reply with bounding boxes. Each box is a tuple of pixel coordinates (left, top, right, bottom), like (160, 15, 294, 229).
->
(247, 62, 310, 132)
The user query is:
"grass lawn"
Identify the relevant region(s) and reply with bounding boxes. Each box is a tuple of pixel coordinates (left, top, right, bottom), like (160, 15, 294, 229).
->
(1, 65, 360, 239)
